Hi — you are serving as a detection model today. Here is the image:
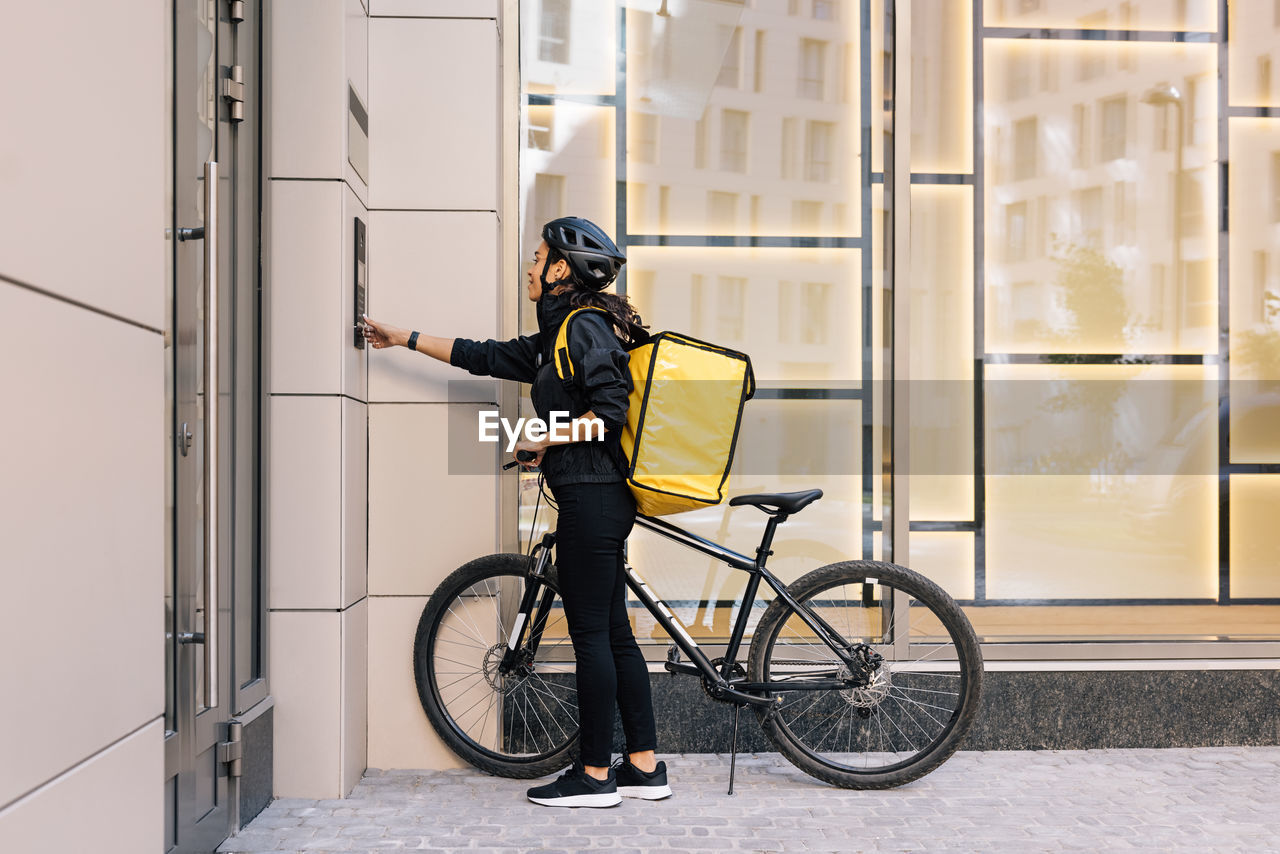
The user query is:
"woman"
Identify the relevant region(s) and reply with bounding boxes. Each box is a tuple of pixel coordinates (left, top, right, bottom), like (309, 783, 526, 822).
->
(362, 217, 670, 808)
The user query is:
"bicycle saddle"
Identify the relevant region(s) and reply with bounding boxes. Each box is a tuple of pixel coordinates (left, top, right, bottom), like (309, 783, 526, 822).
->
(729, 489, 823, 515)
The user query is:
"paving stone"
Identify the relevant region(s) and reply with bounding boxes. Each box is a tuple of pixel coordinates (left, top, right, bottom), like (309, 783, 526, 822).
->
(219, 748, 1280, 854)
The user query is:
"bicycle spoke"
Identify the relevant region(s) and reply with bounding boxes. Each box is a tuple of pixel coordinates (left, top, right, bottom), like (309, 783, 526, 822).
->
(756, 564, 979, 781)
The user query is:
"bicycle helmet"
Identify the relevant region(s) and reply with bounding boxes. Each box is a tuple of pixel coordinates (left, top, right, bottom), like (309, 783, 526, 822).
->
(540, 216, 626, 291)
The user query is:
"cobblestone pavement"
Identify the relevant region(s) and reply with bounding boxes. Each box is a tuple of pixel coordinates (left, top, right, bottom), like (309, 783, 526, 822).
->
(219, 747, 1280, 853)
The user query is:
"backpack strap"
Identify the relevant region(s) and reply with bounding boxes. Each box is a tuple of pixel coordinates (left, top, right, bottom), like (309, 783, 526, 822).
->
(553, 306, 613, 382)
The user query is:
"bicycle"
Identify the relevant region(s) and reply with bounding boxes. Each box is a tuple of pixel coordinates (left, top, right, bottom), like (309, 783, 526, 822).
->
(412, 477, 984, 791)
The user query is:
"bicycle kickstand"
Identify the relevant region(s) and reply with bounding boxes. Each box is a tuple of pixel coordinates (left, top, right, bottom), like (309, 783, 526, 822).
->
(727, 704, 741, 796)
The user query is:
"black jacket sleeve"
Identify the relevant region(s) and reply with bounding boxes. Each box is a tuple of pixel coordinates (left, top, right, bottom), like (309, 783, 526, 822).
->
(450, 333, 541, 383)
(567, 313, 631, 433)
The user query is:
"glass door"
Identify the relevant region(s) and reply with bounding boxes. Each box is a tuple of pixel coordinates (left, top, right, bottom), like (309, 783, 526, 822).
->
(165, 1, 261, 850)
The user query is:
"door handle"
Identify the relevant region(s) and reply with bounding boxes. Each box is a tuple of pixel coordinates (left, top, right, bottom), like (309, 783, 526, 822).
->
(203, 160, 220, 709)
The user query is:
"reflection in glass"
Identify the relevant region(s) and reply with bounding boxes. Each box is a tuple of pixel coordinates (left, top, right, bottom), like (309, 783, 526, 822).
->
(626, 1, 859, 236)
(911, 0, 973, 173)
(522, 0, 615, 95)
(985, 363, 1218, 599)
(1228, 119, 1280, 463)
(626, 246, 860, 383)
(1229, 0, 1280, 107)
(1230, 476, 1280, 598)
(985, 40, 1218, 354)
(982, 0, 1216, 31)
(909, 186, 974, 522)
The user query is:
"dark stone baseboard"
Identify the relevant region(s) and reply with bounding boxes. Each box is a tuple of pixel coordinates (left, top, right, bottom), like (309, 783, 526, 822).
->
(239, 705, 273, 828)
(608, 669, 1280, 755)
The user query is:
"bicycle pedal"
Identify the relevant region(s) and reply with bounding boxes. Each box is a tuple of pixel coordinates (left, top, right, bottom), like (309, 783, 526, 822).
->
(665, 643, 681, 675)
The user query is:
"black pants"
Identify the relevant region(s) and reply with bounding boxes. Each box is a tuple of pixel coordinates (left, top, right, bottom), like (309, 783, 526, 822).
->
(552, 480, 657, 767)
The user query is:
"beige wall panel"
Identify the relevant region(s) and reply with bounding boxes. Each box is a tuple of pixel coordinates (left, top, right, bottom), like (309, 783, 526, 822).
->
(0, 286, 162, 807)
(367, 596, 467, 770)
(268, 182, 370, 399)
(270, 611, 343, 798)
(270, 0, 369, 203)
(268, 396, 342, 609)
(343, 399, 370, 607)
(371, 0, 498, 16)
(368, 404, 498, 596)
(341, 599, 370, 793)
(368, 18, 499, 210)
(0, 3, 165, 330)
(367, 211, 500, 402)
(0, 719, 162, 854)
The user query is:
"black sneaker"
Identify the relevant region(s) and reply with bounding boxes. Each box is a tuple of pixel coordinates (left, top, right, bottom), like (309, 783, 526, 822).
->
(613, 759, 672, 800)
(526, 764, 621, 808)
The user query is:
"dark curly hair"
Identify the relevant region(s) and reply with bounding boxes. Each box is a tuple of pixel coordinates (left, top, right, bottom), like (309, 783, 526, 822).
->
(546, 245, 648, 343)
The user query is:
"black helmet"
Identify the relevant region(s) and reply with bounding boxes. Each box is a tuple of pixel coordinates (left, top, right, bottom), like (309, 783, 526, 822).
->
(541, 216, 626, 291)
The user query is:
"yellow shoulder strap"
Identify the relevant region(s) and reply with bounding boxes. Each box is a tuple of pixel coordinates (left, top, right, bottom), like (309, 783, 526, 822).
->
(553, 306, 609, 381)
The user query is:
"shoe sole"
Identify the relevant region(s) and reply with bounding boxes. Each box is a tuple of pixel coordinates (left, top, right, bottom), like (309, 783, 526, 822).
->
(527, 792, 622, 808)
(618, 785, 673, 800)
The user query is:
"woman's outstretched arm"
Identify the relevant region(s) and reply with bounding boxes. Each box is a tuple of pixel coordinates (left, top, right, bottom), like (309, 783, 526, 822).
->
(361, 314, 454, 362)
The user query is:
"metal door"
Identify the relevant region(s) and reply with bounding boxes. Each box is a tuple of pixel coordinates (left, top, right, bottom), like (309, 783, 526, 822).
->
(164, 1, 261, 850)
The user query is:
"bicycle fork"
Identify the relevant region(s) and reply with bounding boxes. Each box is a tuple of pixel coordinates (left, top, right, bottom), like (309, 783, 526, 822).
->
(497, 534, 559, 675)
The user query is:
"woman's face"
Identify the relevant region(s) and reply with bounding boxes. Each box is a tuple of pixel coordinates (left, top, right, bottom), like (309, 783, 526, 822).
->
(527, 240, 568, 302)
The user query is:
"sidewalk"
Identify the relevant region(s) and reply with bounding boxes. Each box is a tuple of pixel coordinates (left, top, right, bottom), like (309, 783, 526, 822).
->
(219, 747, 1280, 853)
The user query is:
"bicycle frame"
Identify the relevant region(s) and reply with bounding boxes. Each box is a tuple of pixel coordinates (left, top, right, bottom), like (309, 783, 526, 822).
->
(500, 510, 875, 708)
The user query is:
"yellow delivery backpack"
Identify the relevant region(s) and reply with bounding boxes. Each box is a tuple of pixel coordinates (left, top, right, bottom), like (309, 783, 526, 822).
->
(554, 307, 755, 517)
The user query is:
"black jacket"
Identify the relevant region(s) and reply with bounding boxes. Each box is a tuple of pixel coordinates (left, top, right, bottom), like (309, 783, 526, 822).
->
(450, 291, 632, 489)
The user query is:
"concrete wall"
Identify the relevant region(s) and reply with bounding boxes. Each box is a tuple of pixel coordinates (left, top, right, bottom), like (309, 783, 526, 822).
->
(266, 0, 514, 794)
(0, 1, 167, 849)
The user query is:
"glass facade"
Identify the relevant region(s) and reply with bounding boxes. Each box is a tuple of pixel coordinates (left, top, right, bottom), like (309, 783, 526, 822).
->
(519, 0, 1280, 656)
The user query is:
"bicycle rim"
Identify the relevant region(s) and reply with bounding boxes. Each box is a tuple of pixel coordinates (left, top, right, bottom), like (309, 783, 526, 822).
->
(424, 564, 580, 765)
(754, 565, 979, 778)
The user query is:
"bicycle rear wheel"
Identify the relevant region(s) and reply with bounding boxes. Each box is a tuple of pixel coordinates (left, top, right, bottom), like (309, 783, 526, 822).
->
(413, 553, 579, 778)
(747, 560, 983, 789)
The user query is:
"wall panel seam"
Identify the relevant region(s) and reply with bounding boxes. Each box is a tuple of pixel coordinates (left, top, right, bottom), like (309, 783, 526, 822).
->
(1, 275, 163, 336)
(0, 715, 162, 815)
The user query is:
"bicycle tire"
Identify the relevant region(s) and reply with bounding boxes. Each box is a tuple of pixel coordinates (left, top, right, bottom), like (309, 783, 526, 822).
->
(747, 560, 983, 789)
(413, 553, 579, 778)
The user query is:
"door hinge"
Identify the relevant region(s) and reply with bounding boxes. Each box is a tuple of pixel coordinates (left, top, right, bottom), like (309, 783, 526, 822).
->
(221, 65, 245, 123)
(228, 0, 245, 23)
(218, 720, 243, 778)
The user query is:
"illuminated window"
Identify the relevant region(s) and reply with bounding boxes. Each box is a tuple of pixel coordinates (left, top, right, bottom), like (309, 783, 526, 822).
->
(1014, 117, 1038, 181)
(805, 120, 834, 182)
(718, 27, 742, 89)
(527, 106, 552, 150)
(695, 113, 708, 169)
(1260, 57, 1273, 103)
(631, 112, 657, 164)
(799, 39, 827, 100)
(754, 31, 766, 93)
(814, 0, 836, 20)
(1073, 186, 1103, 246)
(1100, 96, 1127, 162)
(780, 117, 797, 180)
(708, 191, 739, 230)
(1007, 50, 1032, 100)
(1273, 151, 1280, 221)
(720, 109, 749, 172)
(538, 0, 570, 65)
(801, 282, 831, 345)
(533, 173, 565, 225)
(716, 277, 747, 341)
(1072, 104, 1089, 167)
(1005, 201, 1028, 263)
(792, 200, 822, 233)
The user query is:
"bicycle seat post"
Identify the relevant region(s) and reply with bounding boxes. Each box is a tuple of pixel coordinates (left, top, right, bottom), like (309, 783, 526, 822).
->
(754, 513, 786, 568)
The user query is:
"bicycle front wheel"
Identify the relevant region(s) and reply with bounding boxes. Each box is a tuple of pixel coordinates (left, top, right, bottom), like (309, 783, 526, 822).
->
(413, 553, 580, 778)
(747, 561, 983, 789)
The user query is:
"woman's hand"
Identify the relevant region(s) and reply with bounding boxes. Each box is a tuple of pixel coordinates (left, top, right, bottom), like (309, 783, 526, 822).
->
(361, 315, 408, 350)
(512, 436, 550, 469)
